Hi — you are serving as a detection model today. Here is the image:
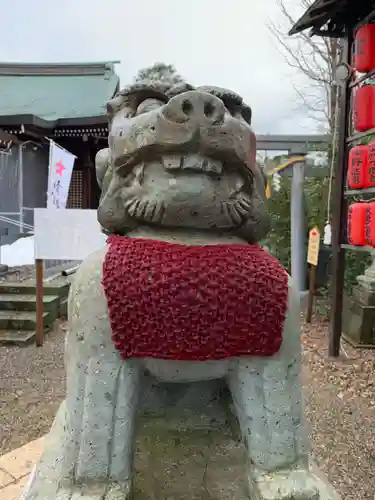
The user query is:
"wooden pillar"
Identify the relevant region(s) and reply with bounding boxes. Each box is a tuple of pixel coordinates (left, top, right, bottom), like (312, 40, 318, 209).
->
(35, 259, 44, 347)
(306, 265, 317, 323)
(329, 35, 351, 357)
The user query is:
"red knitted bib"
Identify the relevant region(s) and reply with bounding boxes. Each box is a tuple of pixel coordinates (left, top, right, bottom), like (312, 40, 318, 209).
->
(102, 236, 289, 361)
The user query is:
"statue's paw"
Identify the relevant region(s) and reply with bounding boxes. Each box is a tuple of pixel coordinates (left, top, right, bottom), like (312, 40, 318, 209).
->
(56, 481, 131, 500)
(248, 468, 340, 500)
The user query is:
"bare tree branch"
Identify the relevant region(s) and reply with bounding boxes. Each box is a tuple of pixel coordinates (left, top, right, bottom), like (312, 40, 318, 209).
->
(276, 0, 329, 65)
(269, 0, 340, 132)
(269, 21, 329, 83)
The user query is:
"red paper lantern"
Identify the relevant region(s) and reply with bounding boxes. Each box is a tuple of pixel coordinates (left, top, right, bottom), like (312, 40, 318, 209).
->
(353, 85, 375, 132)
(367, 141, 375, 187)
(347, 202, 369, 245)
(354, 24, 375, 73)
(348, 145, 368, 188)
(365, 202, 375, 246)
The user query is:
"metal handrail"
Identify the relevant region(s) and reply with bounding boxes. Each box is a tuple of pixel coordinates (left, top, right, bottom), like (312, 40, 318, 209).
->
(0, 215, 33, 231)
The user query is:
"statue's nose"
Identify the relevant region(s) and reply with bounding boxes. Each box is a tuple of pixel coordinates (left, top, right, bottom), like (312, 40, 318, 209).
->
(162, 90, 225, 125)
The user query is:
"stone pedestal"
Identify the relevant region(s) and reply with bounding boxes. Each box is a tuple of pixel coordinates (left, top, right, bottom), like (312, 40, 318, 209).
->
(343, 256, 375, 347)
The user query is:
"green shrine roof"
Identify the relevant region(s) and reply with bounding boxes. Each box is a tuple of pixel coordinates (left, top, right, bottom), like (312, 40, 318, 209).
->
(0, 61, 120, 128)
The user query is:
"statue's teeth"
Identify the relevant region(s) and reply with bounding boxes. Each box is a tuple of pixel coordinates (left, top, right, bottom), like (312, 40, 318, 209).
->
(163, 155, 182, 169)
(126, 199, 139, 216)
(204, 159, 223, 174)
(182, 154, 203, 170)
(163, 154, 223, 174)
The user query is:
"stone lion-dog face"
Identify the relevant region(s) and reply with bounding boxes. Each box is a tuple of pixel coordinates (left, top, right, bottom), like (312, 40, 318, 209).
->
(95, 81, 270, 243)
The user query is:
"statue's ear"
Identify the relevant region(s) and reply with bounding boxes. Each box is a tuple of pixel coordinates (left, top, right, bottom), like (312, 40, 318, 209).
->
(95, 148, 110, 189)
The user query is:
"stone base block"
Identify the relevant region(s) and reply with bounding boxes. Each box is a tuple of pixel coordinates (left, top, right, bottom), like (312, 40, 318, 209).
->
(134, 414, 247, 499)
(343, 296, 375, 346)
(352, 285, 375, 307)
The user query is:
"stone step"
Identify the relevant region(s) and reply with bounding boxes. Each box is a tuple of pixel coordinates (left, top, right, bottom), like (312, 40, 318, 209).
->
(0, 294, 60, 315)
(0, 310, 51, 331)
(0, 329, 36, 344)
(0, 279, 70, 298)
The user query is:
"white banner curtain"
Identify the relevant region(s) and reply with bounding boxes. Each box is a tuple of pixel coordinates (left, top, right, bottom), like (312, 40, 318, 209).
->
(47, 141, 76, 209)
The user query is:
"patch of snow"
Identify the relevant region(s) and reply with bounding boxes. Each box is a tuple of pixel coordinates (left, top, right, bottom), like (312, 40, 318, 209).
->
(306, 151, 328, 167)
(272, 172, 282, 191)
(0, 236, 34, 267)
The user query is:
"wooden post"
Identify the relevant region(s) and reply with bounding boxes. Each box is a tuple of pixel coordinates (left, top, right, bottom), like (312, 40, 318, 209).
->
(306, 227, 320, 323)
(329, 35, 351, 357)
(306, 264, 317, 323)
(35, 259, 44, 347)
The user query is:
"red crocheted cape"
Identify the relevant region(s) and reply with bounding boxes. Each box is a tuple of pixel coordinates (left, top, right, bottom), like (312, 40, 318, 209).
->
(102, 235, 289, 361)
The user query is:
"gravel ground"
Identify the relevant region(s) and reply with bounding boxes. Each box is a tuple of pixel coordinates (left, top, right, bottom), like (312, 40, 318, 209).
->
(0, 316, 374, 499)
(301, 317, 375, 500)
(0, 320, 66, 454)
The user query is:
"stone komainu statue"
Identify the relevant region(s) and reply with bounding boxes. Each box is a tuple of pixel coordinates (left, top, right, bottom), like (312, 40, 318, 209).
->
(23, 80, 340, 499)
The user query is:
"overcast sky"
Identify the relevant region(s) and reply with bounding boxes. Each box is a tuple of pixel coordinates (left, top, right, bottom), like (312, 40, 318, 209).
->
(0, 0, 320, 135)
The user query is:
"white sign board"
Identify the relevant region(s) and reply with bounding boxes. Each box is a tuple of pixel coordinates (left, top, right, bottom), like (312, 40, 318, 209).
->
(34, 208, 107, 260)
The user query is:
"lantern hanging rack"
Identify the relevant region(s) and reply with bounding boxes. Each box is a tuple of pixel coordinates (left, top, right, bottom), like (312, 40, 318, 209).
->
(289, 1, 375, 357)
(344, 25, 375, 251)
(347, 127, 375, 143)
(345, 187, 375, 196)
(342, 243, 375, 252)
(349, 67, 375, 88)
